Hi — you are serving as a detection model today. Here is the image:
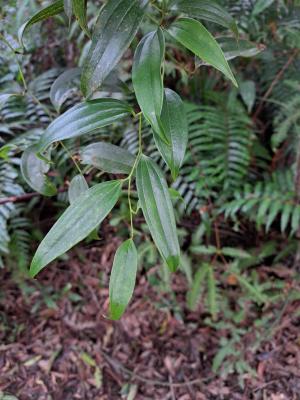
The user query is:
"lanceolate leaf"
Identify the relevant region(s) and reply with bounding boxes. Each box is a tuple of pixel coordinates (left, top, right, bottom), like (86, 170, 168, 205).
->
(35, 99, 132, 152)
(136, 156, 180, 272)
(72, 0, 90, 37)
(18, 0, 64, 47)
(21, 148, 57, 196)
(168, 18, 237, 87)
(50, 68, 81, 112)
(171, 0, 238, 37)
(30, 180, 122, 276)
(132, 28, 166, 141)
(68, 174, 88, 204)
(153, 89, 188, 180)
(81, 0, 148, 98)
(109, 239, 138, 320)
(80, 142, 135, 174)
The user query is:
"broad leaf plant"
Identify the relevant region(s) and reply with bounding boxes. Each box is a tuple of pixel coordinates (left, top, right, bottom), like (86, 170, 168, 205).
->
(3, 0, 241, 319)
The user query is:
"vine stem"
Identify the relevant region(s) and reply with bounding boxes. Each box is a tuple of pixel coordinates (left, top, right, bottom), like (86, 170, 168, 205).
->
(59, 141, 83, 176)
(123, 114, 143, 239)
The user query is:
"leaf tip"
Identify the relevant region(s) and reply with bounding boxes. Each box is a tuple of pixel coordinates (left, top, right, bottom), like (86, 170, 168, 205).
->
(166, 255, 180, 272)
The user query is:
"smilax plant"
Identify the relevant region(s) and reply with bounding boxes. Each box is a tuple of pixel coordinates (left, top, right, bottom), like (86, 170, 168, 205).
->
(6, 0, 240, 319)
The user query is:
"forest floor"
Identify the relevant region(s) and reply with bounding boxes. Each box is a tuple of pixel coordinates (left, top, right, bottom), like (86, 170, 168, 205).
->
(1, 235, 300, 400)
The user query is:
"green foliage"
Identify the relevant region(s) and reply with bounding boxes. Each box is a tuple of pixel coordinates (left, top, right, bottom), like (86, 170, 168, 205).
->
(0, 0, 300, 328)
(224, 171, 299, 233)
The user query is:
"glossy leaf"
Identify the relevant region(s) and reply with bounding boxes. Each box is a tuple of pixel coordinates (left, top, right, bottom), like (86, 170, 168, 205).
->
(50, 68, 81, 112)
(80, 142, 135, 174)
(136, 156, 180, 272)
(171, 0, 238, 37)
(81, 0, 148, 98)
(132, 28, 166, 141)
(18, 0, 64, 47)
(21, 148, 57, 196)
(30, 180, 122, 276)
(153, 89, 188, 180)
(109, 239, 138, 320)
(68, 174, 88, 204)
(168, 18, 237, 87)
(72, 0, 90, 37)
(35, 99, 132, 152)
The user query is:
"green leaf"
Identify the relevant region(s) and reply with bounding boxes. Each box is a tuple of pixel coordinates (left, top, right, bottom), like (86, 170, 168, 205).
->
(239, 80, 256, 113)
(30, 180, 122, 276)
(217, 38, 265, 61)
(207, 266, 218, 319)
(80, 142, 135, 174)
(132, 28, 166, 141)
(190, 245, 217, 255)
(171, 0, 238, 37)
(64, 0, 73, 20)
(252, 0, 275, 16)
(18, 0, 64, 48)
(81, 0, 148, 98)
(291, 206, 300, 234)
(68, 174, 88, 204)
(109, 239, 138, 320)
(168, 17, 237, 87)
(35, 99, 132, 152)
(153, 89, 188, 180)
(281, 203, 293, 233)
(222, 247, 252, 259)
(72, 0, 90, 37)
(0, 94, 20, 111)
(50, 68, 81, 112)
(187, 263, 209, 311)
(235, 273, 266, 304)
(136, 156, 180, 272)
(266, 199, 282, 232)
(21, 148, 57, 196)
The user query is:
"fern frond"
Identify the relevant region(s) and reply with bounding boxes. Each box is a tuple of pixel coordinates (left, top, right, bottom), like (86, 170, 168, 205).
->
(223, 170, 299, 233)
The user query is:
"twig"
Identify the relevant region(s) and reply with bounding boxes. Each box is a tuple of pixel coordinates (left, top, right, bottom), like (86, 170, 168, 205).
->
(253, 49, 299, 120)
(169, 375, 176, 400)
(0, 187, 66, 205)
(100, 349, 211, 388)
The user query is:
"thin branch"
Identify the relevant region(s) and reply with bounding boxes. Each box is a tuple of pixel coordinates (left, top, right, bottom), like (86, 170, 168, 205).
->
(0, 187, 66, 205)
(100, 349, 212, 388)
(253, 49, 299, 120)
